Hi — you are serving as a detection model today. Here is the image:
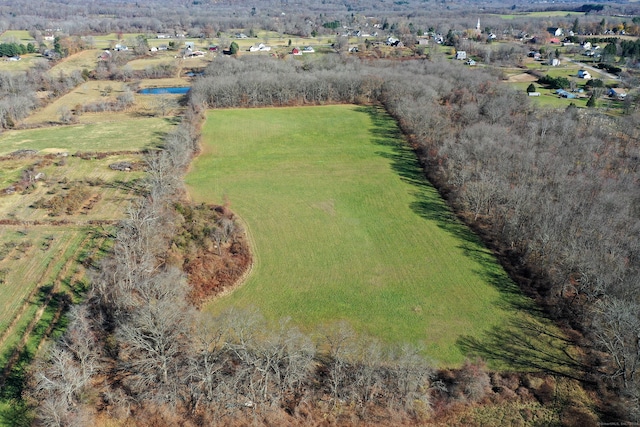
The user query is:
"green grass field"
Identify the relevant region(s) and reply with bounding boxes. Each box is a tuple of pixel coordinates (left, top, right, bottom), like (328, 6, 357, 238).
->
(0, 228, 85, 343)
(0, 118, 172, 154)
(0, 31, 35, 44)
(187, 105, 576, 368)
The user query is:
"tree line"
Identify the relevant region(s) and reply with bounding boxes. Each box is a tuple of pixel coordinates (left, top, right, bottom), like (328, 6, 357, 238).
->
(0, 42, 35, 57)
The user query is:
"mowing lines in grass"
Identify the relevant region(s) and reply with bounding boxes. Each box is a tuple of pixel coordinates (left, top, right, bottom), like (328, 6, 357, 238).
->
(187, 105, 565, 367)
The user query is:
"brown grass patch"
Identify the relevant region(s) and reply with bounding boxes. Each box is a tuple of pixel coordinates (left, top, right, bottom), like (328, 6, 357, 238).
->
(167, 202, 252, 306)
(507, 73, 538, 83)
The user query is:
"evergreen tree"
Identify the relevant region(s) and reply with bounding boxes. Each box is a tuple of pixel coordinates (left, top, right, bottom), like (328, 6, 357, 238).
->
(229, 41, 239, 55)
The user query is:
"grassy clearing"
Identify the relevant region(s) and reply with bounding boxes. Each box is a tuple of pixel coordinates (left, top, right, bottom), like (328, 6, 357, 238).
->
(0, 31, 35, 44)
(0, 118, 171, 153)
(505, 81, 589, 108)
(187, 105, 577, 369)
(126, 53, 182, 70)
(91, 33, 145, 49)
(48, 49, 101, 75)
(23, 80, 131, 124)
(0, 54, 45, 73)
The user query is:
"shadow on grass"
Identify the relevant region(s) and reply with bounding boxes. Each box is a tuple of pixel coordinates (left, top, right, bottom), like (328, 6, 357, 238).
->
(357, 105, 586, 379)
(105, 177, 147, 195)
(0, 288, 69, 425)
(457, 317, 590, 380)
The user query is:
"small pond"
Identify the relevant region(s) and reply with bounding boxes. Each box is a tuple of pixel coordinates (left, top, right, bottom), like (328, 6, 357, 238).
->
(138, 87, 190, 95)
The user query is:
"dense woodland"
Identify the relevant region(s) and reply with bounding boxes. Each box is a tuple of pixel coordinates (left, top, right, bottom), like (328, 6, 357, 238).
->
(0, 0, 638, 425)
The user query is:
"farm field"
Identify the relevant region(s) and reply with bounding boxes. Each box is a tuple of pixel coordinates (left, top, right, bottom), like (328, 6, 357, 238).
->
(497, 11, 585, 19)
(0, 54, 44, 73)
(0, 153, 146, 221)
(0, 30, 35, 44)
(0, 227, 87, 344)
(187, 105, 576, 368)
(47, 49, 101, 75)
(0, 224, 106, 420)
(126, 53, 183, 70)
(1, 118, 171, 152)
(0, 164, 144, 418)
(0, 104, 159, 414)
(22, 80, 133, 125)
(90, 33, 146, 49)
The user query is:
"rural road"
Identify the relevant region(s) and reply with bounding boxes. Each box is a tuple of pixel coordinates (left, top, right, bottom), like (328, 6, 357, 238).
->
(562, 56, 620, 80)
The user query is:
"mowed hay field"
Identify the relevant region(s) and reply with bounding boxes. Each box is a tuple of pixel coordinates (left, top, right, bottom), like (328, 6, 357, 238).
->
(187, 105, 566, 366)
(0, 118, 171, 153)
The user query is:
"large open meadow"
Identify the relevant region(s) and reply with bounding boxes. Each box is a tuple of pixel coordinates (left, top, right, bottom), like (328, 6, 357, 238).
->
(187, 105, 575, 367)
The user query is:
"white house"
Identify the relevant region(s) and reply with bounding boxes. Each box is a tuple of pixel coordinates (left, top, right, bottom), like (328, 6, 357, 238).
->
(577, 70, 591, 79)
(455, 50, 467, 60)
(550, 27, 563, 37)
(608, 88, 627, 99)
(249, 43, 271, 52)
(386, 36, 399, 46)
